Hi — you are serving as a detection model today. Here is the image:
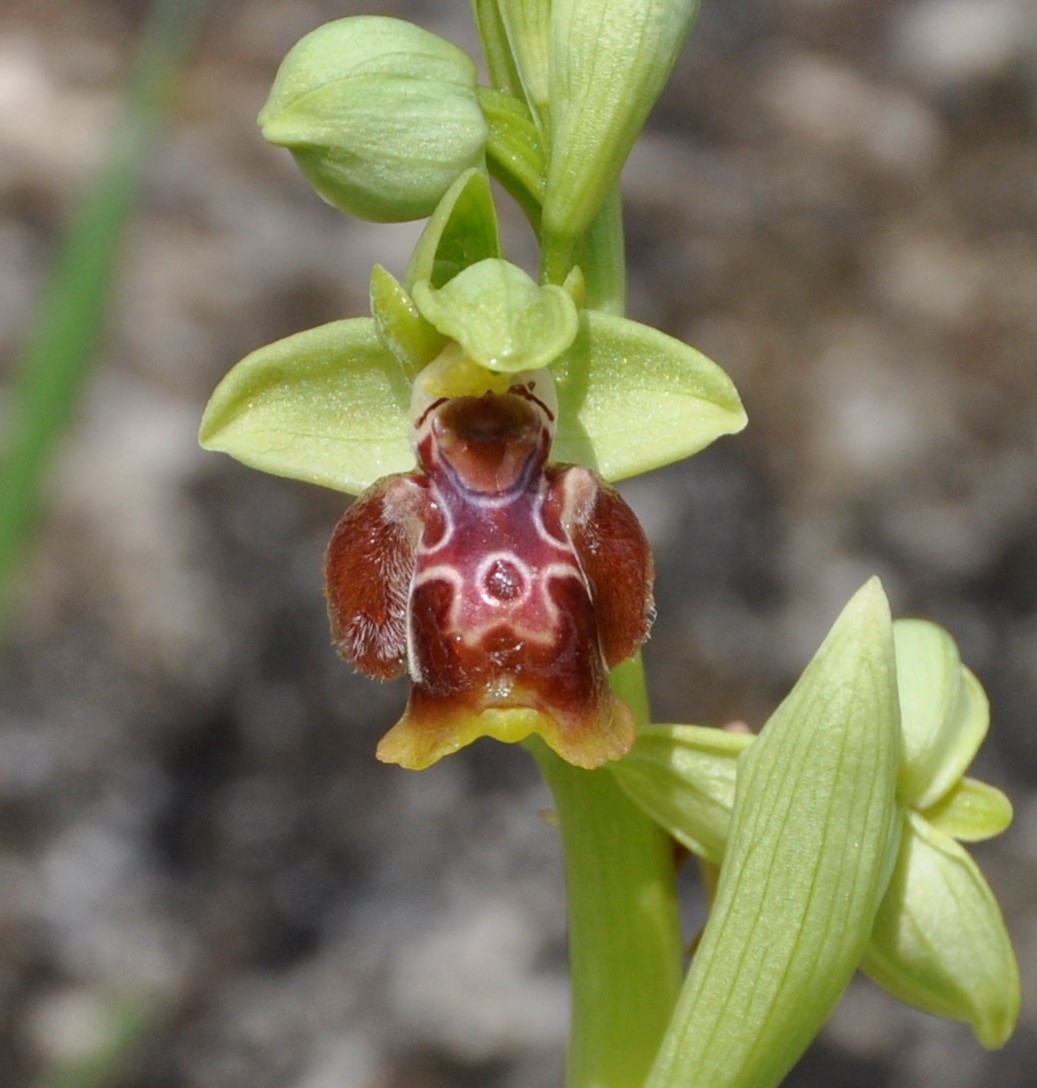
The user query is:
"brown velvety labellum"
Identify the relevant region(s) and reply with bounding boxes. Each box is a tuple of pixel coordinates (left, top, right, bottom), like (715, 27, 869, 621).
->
(324, 384, 654, 769)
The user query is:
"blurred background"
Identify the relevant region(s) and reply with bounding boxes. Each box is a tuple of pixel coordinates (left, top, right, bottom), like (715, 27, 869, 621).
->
(0, 0, 1034, 1085)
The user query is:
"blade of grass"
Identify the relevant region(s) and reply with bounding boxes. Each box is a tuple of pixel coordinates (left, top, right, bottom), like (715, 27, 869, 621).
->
(0, 0, 208, 642)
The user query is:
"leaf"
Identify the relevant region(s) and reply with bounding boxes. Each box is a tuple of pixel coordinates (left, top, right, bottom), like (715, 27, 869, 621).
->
(552, 310, 746, 480)
(611, 724, 750, 866)
(863, 812, 1020, 1049)
(647, 579, 901, 1088)
(411, 258, 578, 373)
(199, 318, 413, 494)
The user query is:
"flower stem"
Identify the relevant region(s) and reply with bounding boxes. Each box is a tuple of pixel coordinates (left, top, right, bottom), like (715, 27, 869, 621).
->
(530, 656, 682, 1088)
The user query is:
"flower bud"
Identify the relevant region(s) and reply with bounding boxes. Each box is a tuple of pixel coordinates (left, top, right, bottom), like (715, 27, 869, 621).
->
(259, 17, 488, 223)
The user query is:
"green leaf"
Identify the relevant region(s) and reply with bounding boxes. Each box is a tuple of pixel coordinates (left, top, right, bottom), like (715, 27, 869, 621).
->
(411, 258, 578, 373)
(404, 167, 502, 290)
(199, 319, 412, 494)
(552, 310, 746, 479)
(611, 724, 750, 866)
(369, 264, 446, 377)
(921, 777, 1014, 842)
(863, 812, 1020, 1049)
(894, 620, 990, 809)
(648, 579, 901, 1088)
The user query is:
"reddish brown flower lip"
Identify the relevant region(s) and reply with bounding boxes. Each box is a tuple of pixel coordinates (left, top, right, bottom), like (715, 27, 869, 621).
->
(324, 388, 654, 769)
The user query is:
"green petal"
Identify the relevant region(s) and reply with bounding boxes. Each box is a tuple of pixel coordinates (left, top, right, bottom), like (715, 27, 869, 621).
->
(648, 579, 901, 1088)
(863, 812, 1020, 1049)
(552, 310, 746, 479)
(894, 620, 990, 809)
(921, 776, 1014, 842)
(199, 319, 413, 494)
(411, 258, 578, 373)
(611, 724, 751, 866)
(404, 167, 502, 290)
(369, 264, 446, 377)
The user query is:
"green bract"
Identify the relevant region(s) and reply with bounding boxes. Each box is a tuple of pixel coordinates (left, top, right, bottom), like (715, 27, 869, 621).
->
(647, 579, 901, 1088)
(259, 17, 488, 222)
(545, 0, 701, 243)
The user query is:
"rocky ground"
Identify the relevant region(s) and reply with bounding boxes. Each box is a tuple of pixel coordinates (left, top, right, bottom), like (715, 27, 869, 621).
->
(1, 0, 1035, 1085)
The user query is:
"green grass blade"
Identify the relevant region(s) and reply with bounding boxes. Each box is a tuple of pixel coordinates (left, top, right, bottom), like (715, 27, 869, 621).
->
(0, 0, 208, 640)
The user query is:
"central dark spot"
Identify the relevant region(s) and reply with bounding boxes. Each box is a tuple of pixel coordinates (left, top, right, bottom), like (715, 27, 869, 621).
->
(484, 557, 524, 601)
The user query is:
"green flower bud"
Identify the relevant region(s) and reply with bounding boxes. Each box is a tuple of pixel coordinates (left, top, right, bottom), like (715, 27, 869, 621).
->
(259, 17, 488, 223)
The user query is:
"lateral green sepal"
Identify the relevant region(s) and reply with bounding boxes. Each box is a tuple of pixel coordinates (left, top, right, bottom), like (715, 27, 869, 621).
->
(552, 310, 747, 479)
(199, 318, 412, 494)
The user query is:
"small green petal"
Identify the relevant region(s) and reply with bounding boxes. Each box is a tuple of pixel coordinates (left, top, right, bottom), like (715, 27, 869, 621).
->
(864, 811, 1020, 1049)
(404, 167, 502, 291)
(921, 776, 1014, 843)
(411, 258, 578, 373)
(369, 264, 446, 377)
(648, 579, 901, 1088)
(894, 620, 990, 809)
(611, 724, 751, 866)
(552, 310, 746, 480)
(199, 319, 412, 494)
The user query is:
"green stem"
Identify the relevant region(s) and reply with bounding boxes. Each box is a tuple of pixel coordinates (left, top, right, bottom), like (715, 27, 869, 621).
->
(530, 656, 683, 1088)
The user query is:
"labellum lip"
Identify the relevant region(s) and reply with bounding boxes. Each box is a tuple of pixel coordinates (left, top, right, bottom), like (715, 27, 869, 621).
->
(325, 380, 655, 769)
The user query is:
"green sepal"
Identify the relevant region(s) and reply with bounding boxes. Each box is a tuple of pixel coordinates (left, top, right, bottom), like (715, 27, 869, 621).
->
(369, 264, 446, 378)
(647, 579, 901, 1088)
(894, 619, 990, 810)
(863, 811, 1020, 1049)
(921, 777, 1014, 842)
(411, 258, 578, 373)
(259, 17, 487, 224)
(610, 725, 750, 866)
(552, 310, 746, 480)
(199, 318, 412, 495)
(405, 168, 501, 291)
(477, 87, 547, 229)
